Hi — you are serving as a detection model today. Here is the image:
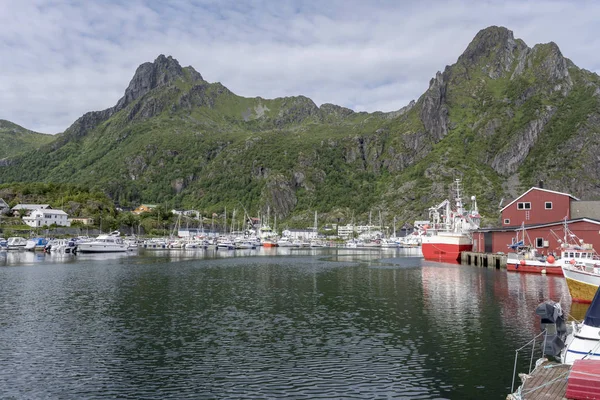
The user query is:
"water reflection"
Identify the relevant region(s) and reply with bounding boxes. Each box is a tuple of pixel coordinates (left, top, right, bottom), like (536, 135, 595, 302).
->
(0, 250, 78, 266)
(0, 250, 586, 399)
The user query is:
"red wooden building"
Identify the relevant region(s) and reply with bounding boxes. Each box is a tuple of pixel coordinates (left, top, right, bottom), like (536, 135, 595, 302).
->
(473, 186, 600, 254)
(473, 218, 600, 255)
(499, 187, 578, 227)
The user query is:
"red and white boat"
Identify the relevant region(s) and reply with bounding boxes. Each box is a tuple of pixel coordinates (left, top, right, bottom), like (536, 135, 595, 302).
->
(421, 179, 481, 263)
(506, 221, 599, 276)
(505, 223, 563, 275)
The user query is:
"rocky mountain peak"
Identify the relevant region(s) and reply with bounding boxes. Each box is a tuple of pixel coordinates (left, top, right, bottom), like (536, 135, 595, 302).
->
(529, 42, 572, 85)
(115, 55, 204, 111)
(458, 25, 527, 79)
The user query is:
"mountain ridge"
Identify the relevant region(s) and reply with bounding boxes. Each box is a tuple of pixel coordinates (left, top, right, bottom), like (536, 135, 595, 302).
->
(1, 26, 599, 227)
(0, 120, 54, 161)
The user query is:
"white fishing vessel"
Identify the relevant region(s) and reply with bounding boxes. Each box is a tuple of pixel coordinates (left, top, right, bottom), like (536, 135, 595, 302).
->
(77, 231, 130, 253)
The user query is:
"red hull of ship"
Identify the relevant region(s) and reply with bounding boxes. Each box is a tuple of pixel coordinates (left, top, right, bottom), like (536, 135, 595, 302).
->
(421, 243, 472, 264)
(506, 263, 564, 276)
(262, 241, 278, 248)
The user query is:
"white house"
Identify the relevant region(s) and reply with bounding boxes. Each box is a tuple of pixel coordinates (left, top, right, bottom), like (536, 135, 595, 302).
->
(337, 224, 384, 239)
(23, 209, 70, 228)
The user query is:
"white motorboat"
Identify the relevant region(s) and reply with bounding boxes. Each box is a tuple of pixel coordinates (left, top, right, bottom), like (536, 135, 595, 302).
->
(7, 237, 28, 250)
(562, 288, 600, 364)
(142, 238, 168, 250)
(531, 288, 600, 366)
(77, 231, 129, 253)
(216, 239, 235, 250)
(183, 239, 209, 249)
(276, 237, 294, 247)
(235, 240, 256, 249)
(24, 237, 48, 251)
(44, 238, 77, 255)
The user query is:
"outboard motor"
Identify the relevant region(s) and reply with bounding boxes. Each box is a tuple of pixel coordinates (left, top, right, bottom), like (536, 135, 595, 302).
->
(535, 301, 568, 357)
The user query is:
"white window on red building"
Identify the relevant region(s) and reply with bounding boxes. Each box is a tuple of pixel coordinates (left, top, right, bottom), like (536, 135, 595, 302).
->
(517, 202, 531, 210)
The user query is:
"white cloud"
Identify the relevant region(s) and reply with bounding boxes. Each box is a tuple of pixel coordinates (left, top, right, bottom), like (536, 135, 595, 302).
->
(0, 0, 598, 133)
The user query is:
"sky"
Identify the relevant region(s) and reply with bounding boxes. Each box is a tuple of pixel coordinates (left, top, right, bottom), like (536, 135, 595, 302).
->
(1, 0, 599, 134)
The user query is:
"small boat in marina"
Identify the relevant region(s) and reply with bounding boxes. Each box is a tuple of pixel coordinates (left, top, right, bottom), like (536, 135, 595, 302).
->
(562, 287, 600, 364)
(527, 288, 600, 365)
(44, 238, 78, 254)
(235, 240, 256, 249)
(277, 237, 294, 247)
(562, 258, 600, 303)
(24, 237, 49, 251)
(77, 231, 130, 253)
(216, 237, 235, 250)
(142, 238, 168, 250)
(509, 290, 600, 399)
(7, 237, 28, 250)
(183, 239, 209, 249)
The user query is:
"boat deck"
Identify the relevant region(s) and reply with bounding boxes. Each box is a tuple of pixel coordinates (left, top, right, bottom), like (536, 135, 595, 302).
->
(509, 359, 570, 400)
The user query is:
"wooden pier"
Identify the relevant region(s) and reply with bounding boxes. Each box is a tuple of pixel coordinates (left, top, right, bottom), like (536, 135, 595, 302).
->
(461, 251, 507, 269)
(508, 359, 570, 400)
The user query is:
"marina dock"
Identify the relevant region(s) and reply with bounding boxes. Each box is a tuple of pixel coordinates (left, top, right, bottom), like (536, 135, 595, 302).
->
(508, 359, 570, 400)
(461, 251, 507, 269)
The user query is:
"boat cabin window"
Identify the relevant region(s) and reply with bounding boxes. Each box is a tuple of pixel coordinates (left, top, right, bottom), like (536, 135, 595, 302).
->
(575, 252, 580, 258)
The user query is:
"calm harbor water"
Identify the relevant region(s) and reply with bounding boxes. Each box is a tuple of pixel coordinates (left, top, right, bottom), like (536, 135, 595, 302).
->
(0, 247, 582, 399)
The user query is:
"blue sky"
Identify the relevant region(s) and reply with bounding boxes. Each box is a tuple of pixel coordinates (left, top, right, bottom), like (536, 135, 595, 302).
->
(1, 0, 598, 133)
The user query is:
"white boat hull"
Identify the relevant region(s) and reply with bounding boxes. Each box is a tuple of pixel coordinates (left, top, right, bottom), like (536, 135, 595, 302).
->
(77, 244, 129, 253)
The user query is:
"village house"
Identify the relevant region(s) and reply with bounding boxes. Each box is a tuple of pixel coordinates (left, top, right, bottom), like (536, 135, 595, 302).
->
(132, 204, 157, 215)
(68, 217, 95, 226)
(23, 209, 70, 228)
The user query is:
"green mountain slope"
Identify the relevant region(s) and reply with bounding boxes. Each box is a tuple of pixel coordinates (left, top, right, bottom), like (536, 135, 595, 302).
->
(1, 27, 599, 227)
(0, 120, 54, 159)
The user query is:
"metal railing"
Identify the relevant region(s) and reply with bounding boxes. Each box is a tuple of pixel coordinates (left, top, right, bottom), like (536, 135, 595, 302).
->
(510, 330, 547, 393)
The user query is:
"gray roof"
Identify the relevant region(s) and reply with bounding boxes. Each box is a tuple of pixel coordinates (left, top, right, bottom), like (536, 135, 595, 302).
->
(11, 204, 51, 210)
(571, 201, 600, 220)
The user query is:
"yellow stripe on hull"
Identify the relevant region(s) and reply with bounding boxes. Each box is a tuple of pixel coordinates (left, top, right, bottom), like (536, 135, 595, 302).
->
(565, 277, 598, 303)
